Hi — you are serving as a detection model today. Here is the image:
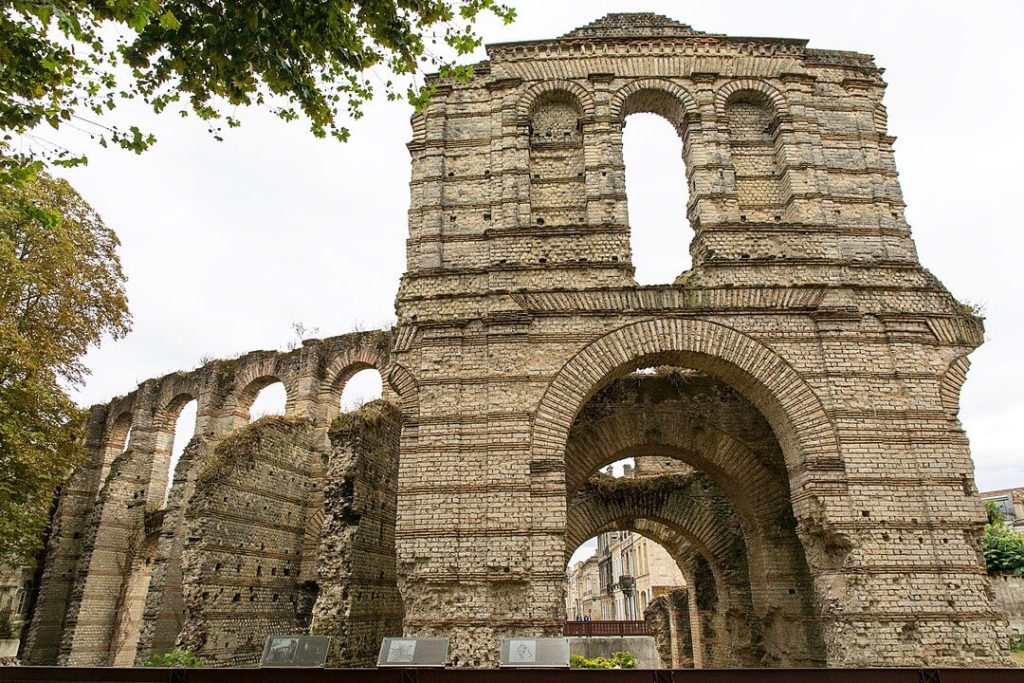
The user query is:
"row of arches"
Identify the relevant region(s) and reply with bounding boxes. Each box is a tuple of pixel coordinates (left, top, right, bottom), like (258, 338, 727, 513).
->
(25, 333, 397, 667)
(526, 79, 789, 284)
(101, 365, 384, 511)
(517, 77, 789, 124)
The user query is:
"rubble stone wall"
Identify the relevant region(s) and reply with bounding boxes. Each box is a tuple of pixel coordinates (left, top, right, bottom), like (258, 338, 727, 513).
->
(308, 401, 404, 666)
(177, 416, 325, 665)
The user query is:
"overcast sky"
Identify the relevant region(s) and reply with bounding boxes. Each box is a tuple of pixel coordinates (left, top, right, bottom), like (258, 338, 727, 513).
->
(45, 1, 1024, 545)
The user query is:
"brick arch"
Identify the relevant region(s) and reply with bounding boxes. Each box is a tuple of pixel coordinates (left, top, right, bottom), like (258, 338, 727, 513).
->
(516, 80, 595, 121)
(104, 409, 134, 451)
(228, 371, 291, 423)
(565, 405, 790, 520)
(940, 355, 971, 418)
(565, 476, 746, 578)
(150, 392, 199, 503)
(566, 478, 761, 667)
(532, 317, 843, 487)
(610, 78, 698, 133)
(385, 363, 419, 421)
(714, 79, 789, 117)
(320, 341, 388, 422)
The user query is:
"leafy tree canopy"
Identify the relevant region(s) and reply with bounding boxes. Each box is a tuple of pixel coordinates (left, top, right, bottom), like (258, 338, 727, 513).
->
(1, 0, 514, 179)
(0, 172, 130, 561)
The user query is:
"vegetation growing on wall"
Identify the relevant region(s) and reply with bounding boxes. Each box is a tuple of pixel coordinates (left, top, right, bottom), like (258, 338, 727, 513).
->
(195, 415, 310, 485)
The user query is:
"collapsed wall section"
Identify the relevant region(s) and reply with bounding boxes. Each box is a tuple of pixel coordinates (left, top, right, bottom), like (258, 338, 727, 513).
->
(177, 417, 326, 666)
(308, 400, 403, 666)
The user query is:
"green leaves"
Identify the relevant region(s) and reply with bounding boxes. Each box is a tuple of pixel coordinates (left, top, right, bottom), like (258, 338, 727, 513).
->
(981, 505, 1024, 576)
(143, 649, 205, 668)
(1, 0, 516, 176)
(0, 172, 131, 562)
(570, 652, 638, 669)
(158, 11, 180, 31)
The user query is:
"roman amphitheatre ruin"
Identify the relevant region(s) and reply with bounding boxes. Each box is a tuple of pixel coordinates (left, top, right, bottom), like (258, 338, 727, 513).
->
(19, 12, 1011, 669)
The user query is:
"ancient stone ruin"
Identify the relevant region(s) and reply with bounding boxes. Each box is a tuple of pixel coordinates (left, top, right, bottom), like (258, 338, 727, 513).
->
(22, 12, 1010, 669)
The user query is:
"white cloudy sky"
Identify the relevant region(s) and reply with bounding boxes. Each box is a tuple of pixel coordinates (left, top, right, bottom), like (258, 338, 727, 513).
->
(42, 1, 1024, 543)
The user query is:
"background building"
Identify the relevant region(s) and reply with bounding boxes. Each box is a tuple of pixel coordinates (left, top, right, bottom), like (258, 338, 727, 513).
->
(567, 464, 687, 621)
(981, 487, 1024, 532)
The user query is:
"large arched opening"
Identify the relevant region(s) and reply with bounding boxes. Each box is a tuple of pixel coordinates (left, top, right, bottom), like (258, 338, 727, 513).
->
(536, 319, 845, 667)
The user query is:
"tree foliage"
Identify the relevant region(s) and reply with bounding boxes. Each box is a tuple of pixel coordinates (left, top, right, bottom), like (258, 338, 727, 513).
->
(0, 172, 130, 562)
(982, 501, 1024, 576)
(1, 0, 515, 177)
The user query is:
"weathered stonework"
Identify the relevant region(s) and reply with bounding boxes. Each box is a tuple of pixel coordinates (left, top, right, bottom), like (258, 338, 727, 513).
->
(645, 587, 695, 668)
(22, 12, 1009, 669)
(308, 401, 404, 667)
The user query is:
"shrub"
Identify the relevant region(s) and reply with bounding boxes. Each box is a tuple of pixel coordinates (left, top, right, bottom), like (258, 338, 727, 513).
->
(570, 651, 637, 669)
(143, 649, 204, 668)
(982, 503, 1024, 576)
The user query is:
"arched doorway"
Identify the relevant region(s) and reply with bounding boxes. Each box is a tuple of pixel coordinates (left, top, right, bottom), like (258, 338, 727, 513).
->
(535, 319, 845, 667)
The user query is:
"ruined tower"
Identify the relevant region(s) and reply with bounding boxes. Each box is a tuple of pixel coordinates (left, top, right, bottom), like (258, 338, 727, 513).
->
(390, 12, 1005, 666)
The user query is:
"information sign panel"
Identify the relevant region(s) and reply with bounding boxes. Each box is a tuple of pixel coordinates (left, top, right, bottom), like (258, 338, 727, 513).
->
(499, 637, 570, 668)
(376, 637, 449, 668)
(260, 635, 331, 668)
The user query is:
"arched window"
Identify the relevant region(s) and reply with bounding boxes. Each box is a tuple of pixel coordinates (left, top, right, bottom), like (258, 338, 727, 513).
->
(726, 92, 782, 222)
(529, 91, 585, 228)
(623, 112, 691, 284)
(340, 368, 383, 412)
(249, 381, 287, 421)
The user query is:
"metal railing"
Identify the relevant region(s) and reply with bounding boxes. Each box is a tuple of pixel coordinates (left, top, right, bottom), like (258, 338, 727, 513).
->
(565, 619, 652, 637)
(0, 667, 1021, 683)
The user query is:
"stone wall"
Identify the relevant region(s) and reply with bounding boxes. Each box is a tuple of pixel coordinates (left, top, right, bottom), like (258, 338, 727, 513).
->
(177, 416, 325, 666)
(991, 575, 1024, 641)
(24, 331, 395, 666)
(645, 587, 694, 668)
(308, 401, 404, 666)
(392, 11, 1007, 667)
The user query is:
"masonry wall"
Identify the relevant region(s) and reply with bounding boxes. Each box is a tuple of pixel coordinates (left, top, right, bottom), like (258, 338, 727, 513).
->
(991, 575, 1024, 641)
(392, 11, 1007, 667)
(24, 331, 393, 666)
(645, 587, 694, 668)
(175, 416, 324, 665)
(308, 401, 404, 666)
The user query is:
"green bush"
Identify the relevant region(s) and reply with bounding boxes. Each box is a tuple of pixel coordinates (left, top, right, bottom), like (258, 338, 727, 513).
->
(982, 502, 1024, 576)
(142, 649, 204, 668)
(570, 651, 637, 669)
